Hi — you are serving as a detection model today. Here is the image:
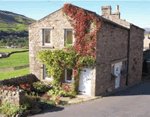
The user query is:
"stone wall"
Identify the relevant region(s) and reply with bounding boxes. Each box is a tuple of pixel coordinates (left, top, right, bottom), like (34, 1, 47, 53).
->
(128, 24, 144, 85)
(0, 74, 39, 86)
(29, 9, 72, 81)
(95, 22, 129, 95)
(0, 64, 29, 72)
(0, 88, 25, 106)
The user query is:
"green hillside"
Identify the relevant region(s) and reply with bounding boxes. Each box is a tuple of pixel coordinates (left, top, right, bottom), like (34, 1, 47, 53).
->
(0, 10, 35, 31)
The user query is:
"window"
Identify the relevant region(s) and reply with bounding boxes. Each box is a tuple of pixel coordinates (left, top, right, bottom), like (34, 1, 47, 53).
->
(122, 61, 127, 72)
(65, 68, 73, 82)
(64, 29, 73, 45)
(43, 65, 53, 80)
(43, 29, 51, 45)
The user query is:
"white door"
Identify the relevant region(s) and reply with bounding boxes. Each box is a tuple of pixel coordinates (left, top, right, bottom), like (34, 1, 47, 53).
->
(79, 68, 92, 95)
(114, 62, 122, 89)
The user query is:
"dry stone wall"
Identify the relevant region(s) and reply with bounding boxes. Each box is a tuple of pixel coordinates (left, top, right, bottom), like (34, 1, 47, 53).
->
(0, 74, 39, 86)
(0, 88, 25, 106)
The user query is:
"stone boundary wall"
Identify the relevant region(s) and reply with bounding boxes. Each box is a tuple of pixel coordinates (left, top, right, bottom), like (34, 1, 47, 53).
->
(7, 50, 29, 57)
(0, 88, 25, 106)
(0, 64, 29, 72)
(0, 74, 39, 86)
(0, 50, 29, 59)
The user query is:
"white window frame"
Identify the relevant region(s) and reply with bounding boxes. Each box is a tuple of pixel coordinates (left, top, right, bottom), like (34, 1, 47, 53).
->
(65, 68, 73, 83)
(64, 29, 73, 46)
(43, 29, 52, 46)
(43, 65, 53, 81)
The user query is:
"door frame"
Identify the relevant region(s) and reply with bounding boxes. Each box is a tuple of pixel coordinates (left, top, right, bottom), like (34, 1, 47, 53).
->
(114, 62, 122, 89)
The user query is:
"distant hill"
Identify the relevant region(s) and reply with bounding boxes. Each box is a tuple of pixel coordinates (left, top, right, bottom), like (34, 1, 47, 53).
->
(144, 28, 150, 35)
(0, 10, 35, 32)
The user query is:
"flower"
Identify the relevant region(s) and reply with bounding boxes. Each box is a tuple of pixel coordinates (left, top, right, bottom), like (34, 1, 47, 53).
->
(62, 84, 71, 92)
(20, 84, 25, 89)
(42, 93, 51, 100)
(26, 84, 31, 88)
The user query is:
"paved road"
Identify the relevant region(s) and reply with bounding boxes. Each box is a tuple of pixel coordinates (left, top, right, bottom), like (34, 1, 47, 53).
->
(33, 82, 150, 117)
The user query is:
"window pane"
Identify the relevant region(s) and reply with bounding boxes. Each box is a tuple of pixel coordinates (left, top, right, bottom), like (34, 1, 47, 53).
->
(44, 65, 51, 79)
(44, 29, 50, 43)
(65, 29, 72, 45)
(67, 69, 72, 81)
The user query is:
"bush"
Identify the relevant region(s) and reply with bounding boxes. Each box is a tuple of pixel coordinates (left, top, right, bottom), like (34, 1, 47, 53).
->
(33, 81, 50, 92)
(0, 101, 27, 116)
(42, 93, 51, 100)
(20, 83, 31, 91)
(40, 98, 55, 106)
(62, 84, 71, 92)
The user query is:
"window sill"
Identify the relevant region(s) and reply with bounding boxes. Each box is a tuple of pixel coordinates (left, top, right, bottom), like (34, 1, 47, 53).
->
(65, 80, 72, 83)
(42, 45, 55, 49)
(44, 78, 53, 81)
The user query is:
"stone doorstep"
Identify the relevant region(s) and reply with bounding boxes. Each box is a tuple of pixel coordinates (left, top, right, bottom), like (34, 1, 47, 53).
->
(60, 95, 101, 105)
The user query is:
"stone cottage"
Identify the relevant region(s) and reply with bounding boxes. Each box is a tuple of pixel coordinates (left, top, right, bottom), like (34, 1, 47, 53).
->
(29, 4, 144, 96)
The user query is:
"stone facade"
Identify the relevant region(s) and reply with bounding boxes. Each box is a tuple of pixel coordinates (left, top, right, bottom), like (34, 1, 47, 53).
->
(95, 22, 128, 95)
(29, 9, 73, 81)
(128, 24, 144, 84)
(29, 4, 144, 96)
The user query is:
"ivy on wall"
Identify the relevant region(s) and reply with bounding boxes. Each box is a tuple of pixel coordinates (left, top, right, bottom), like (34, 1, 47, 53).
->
(37, 3, 103, 94)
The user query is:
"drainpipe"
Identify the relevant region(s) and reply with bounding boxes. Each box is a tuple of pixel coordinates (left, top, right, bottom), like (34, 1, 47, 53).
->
(126, 29, 130, 86)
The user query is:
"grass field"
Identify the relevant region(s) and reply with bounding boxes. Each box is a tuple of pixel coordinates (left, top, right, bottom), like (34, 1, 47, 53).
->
(0, 67, 29, 80)
(0, 48, 28, 53)
(0, 52, 29, 69)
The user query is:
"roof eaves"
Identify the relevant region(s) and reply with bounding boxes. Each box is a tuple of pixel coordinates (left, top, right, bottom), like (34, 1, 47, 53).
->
(130, 23, 145, 31)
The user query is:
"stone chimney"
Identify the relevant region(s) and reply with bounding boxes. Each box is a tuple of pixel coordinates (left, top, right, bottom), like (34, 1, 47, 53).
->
(115, 5, 119, 13)
(114, 5, 120, 19)
(101, 6, 111, 18)
(101, 5, 120, 19)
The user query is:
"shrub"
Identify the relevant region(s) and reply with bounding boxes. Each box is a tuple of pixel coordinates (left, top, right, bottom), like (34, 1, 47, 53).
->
(40, 98, 55, 106)
(33, 81, 49, 92)
(25, 92, 40, 102)
(62, 84, 71, 92)
(20, 83, 31, 91)
(0, 101, 26, 116)
(42, 93, 51, 100)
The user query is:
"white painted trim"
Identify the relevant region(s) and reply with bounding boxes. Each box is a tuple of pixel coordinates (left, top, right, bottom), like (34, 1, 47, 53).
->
(40, 27, 53, 29)
(65, 68, 73, 83)
(64, 29, 74, 46)
(42, 29, 53, 46)
(63, 27, 73, 29)
(43, 65, 53, 81)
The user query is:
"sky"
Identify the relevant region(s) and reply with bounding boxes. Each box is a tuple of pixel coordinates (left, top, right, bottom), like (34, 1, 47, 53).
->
(0, 0, 150, 28)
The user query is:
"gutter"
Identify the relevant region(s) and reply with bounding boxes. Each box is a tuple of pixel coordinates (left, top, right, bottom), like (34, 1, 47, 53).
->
(126, 29, 130, 86)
